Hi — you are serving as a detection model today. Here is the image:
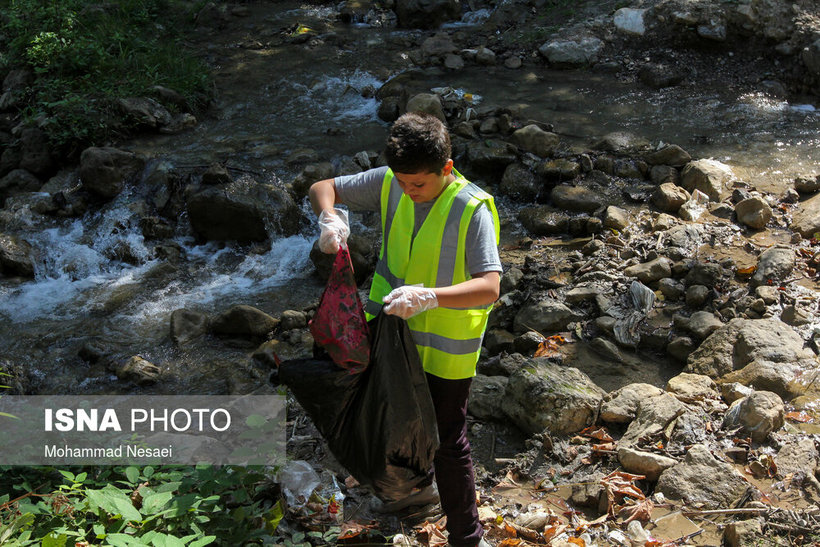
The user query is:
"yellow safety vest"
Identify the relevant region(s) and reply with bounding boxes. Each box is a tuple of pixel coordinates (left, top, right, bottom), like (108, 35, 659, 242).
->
(364, 168, 500, 379)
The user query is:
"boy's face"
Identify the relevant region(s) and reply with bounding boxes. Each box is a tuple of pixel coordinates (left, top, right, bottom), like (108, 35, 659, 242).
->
(394, 160, 454, 203)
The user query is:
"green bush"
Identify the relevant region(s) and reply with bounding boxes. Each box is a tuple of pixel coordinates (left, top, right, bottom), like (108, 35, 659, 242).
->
(0, 0, 211, 154)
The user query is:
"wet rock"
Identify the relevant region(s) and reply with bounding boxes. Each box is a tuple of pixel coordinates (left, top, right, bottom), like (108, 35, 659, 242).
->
(280, 310, 307, 331)
(538, 159, 581, 181)
(0, 168, 41, 205)
(667, 336, 695, 362)
(444, 53, 464, 70)
(794, 175, 820, 194)
(645, 145, 692, 167)
(19, 127, 55, 177)
(160, 113, 197, 135)
(80, 147, 147, 200)
(620, 393, 687, 447)
(518, 205, 569, 235)
(310, 234, 375, 285)
(681, 159, 735, 201)
(0, 234, 34, 277)
(394, 0, 460, 29)
(604, 206, 629, 230)
(468, 374, 508, 420)
(801, 38, 820, 79)
(614, 8, 647, 36)
(466, 139, 517, 176)
(791, 192, 820, 239)
(378, 95, 404, 122)
(656, 444, 748, 508)
(502, 357, 605, 435)
(500, 163, 539, 201)
(781, 304, 811, 326)
(565, 285, 599, 304)
(658, 278, 685, 300)
(593, 132, 650, 154)
(666, 373, 719, 405)
(504, 56, 523, 69)
(720, 382, 753, 405)
(170, 309, 209, 345)
(513, 298, 580, 334)
(211, 305, 279, 338)
(500, 266, 523, 294)
(685, 285, 711, 308)
(685, 311, 722, 339)
(663, 224, 703, 257)
(484, 329, 515, 355)
(623, 257, 672, 284)
(291, 162, 335, 197)
(775, 438, 820, 490)
(551, 185, 603, 213)
(600, 383, 664, 423)
(510, 124, 560, 158)
(201, 163, 232, 185)
(618, 447, 678, 481)
(115, 356, 161, 385)
(723, 390, 784, 442)
(685, 261, 725, 287)
(750, 245, 794, 288)
(187, 180, 303, 242)
(421, 33, 456, 57)
(724, 520, 763, 547)
(638, 63, 687, 89)
(513, 331, 544, 355)
(735, 196, 772, 229)
(651, 183, 689, 212)
(538, 37, 604, 67)
(405, 93, 445, 121)
(118, 97, 173, 128)
(475, 47, 496, 65)
(650, 165, 680, 185)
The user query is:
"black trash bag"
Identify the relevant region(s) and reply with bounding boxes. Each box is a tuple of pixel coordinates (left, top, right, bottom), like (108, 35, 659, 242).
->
(279, 313, 439, 502)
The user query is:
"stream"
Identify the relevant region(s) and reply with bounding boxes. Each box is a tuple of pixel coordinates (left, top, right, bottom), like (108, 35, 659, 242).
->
(0, 2, 817, 396)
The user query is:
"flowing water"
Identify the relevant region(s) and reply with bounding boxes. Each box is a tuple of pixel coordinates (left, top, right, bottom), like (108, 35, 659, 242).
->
(1, 2, 818, 395)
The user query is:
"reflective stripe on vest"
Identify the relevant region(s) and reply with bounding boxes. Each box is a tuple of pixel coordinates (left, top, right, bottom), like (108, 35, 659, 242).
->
(365, 168, 500, 379)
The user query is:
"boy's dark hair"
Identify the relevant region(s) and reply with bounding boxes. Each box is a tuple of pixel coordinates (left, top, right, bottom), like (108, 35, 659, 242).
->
(385, 112, 451, 174)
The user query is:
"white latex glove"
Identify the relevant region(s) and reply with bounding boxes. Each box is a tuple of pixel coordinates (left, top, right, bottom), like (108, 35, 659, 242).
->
(318, 208, 350, 254)
(382, 285, 438, 319)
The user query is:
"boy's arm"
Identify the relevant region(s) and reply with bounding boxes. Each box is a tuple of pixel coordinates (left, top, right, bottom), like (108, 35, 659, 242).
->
(382, 271, 500, 319)
(309, 178, 341, 215)
(309, 178, 348, 253)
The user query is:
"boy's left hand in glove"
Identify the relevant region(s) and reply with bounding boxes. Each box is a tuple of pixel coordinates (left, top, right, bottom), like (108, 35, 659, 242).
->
(382, 286, 438, 319)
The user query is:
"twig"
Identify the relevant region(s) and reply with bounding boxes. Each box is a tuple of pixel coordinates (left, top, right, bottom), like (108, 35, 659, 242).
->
(683, 508, 768, 516)
(674, 529, 703, 544)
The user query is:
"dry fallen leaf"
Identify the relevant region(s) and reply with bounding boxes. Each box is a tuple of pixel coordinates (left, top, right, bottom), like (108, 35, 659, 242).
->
(533, 334, 567, 357)
(417, 518, 448, 547)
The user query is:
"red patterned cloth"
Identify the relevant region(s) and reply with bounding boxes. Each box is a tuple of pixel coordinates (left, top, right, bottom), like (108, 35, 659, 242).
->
(309, 247, 370, 371)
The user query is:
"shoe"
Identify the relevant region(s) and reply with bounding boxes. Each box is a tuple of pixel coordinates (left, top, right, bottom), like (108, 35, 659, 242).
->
(371, 484, 440, 513)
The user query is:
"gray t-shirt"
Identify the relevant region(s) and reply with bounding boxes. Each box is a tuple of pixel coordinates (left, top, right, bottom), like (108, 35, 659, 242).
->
(335, 166, 502, 276)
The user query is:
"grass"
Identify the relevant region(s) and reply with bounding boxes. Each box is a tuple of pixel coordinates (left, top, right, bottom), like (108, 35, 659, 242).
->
(0, 0, 212, 157)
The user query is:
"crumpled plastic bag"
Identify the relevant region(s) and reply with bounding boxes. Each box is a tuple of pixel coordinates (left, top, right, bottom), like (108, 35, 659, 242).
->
(613, 281, 656, 347)
(309, 246, 369, 372)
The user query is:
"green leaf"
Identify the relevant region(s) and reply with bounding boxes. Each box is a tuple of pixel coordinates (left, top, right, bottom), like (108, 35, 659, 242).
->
(141, 491, 173, 515)
(41, 532, 68, 547)
(58, 470, 75, 481)
(143, 466, 154, 478)
(149, 532, 186, 547)
(125, 467, 140, 484)
(188, 536, 216, 547)
(85, 487, 142, 522)
(75, 472, 88, 483)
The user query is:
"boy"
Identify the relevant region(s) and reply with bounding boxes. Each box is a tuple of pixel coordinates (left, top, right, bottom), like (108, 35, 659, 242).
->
(309, 112, 500, 547)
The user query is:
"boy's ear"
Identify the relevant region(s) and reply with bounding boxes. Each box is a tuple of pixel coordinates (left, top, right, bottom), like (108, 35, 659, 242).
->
(442, 159, 454, 175)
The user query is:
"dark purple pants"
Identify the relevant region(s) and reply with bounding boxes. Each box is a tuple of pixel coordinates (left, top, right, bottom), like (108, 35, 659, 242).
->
(426, 372, 482, 547)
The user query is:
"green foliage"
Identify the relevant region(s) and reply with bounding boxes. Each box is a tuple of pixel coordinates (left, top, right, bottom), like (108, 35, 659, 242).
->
(0, 465, 284, 546)
(0, 0, 211, 152)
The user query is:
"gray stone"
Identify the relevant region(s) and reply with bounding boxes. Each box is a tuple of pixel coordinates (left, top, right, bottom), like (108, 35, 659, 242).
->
(538, 37, 604, 67)
(201, 163, 232, 185)
(551, 185, 603, 213)
(658, 278, 685, 300)
(538, 159, 581, 181)
(754, 285, 779, 305)
(667, 337, 695, 362)
(666, 373, 719, 405)
(620, 393, 687, 447)
(802, 38, 820, 78)
(421, 33, 456, 57)
(735, 197, 772, 229)
(720, 382, 753, 405)
(613, 8, 647, 36)
(500, 266, 524, 294)
(118, 97, 173, 128)
(604, 206, 629, 230)
(656, 444, 748, 508)
(0, 169, 41, 204)
(19, 128, 55, 177)
(723, 390, 784, 442)
(513, 331, 545, 355)
(500, 163, 539, 202)
(565, 285, 600, 304)
(80, 147, 147, 199)
(292, 162, 336, 197)
(280, 310, 307, 330)
(685, 285, 711, 308)
(600, 383, 665, 423)
(211, 305, 279, 338)
(405, 93, 445, 121)
(750, 246, 794, 288)
(650, 165, 680, 185)
(475, 47, 496, 65)
(513, 298, 581, 334)
(781, 305, 811, 326)
(775, 438, 820, 494)
(724, 520, 763, 547)
(502, 358, 605, 435)
(794, 175, 820, 194)
(697, 20, 727, 41)
(444, 53, 465, 70)
(681, 159, 735, 201)
(518, 206, 570, 236)
(466, 139, 517, 174)
(651, 183, 689, 212)
(593, 132, 650, 154)
(170, 309, 209, 345)
(791, 192, 820, 239)
(685, 262, 726, 287)
(484, 329, 515, 355)
(468, 374, 508, 420)
(623, 257, 672, 283)
(685, 311, 722, 339)
(618, 446, 678, 481)
(0, 234, 35, 277)
(187, 180, 303, 242)
(638, 63, 687, 89)
(510, 124, 560, 158)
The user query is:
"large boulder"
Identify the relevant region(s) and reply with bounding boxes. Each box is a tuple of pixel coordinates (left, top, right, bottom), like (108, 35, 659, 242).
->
(19, 127, 55, 177)
(0, 234, 35, 277)
(680, 159, 735, 201)
(651, 183, 689, 212)
(465, 140, 517, 177)
(186, 179, 304, 242)
(735, 196, 772, 229)
(600, 383, 665, 423)
(510, 125, 560, 158)
(656, 444, 750, 508)
(538, 37, 604, 67)
(750, 245, 794, 288)
(79, 147, 147, 199)
(170, 309, 209, 346)
(394, 0, 460, 29)
(513, 298, 582, 334)
(210, 305, 279, 338)
(518, 205, 570, 236)
(791, 191, 820, 239)
(500, 163, 540, 202)
(501, 358, 605, 435)
(550, 185, 603, 213)
(619, 393, 688, 448)
(117, 97, 173, 129)
(0, 169, 42, 205)
(468, 374, 508, 421)
(405, 93, 445, 122)
(723, 390, 784, 443)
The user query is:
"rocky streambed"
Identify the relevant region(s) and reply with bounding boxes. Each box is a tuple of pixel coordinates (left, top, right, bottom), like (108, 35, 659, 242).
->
(0, 0, 819, 545)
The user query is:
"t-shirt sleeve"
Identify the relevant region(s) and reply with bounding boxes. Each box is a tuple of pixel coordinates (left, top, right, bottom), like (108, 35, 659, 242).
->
(466, 204, 502, 276)
(334, 166, 389, 212)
